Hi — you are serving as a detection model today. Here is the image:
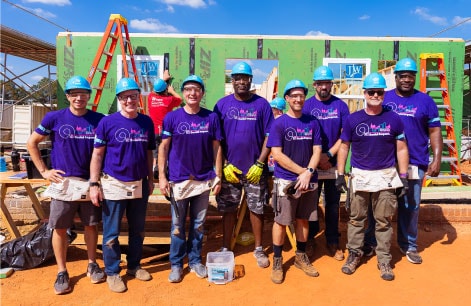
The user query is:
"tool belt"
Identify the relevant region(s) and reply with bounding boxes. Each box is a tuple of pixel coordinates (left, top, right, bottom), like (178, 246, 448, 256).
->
(100, 173, 143, 200)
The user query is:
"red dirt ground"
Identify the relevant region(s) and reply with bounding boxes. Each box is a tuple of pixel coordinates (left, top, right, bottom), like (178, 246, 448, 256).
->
(1, 218, 471, 306)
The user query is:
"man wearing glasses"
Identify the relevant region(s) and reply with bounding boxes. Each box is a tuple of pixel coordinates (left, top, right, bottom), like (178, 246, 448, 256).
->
(214, 61, 274, 268)
(268, 80, 322, 284)
(363, 58, 442, 265)
(27, 76, 105, 294)
(302, 66, 350, 261)
(90, 78, 156, 293)
(336, 73, 409, 281)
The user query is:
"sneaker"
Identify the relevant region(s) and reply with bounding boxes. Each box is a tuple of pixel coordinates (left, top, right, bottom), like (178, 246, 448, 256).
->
(107, 274, 127, 293)
(341, 251, 362, 275)
(362, 244, 376, 257)
(54, 271, 71, 295)
(327, 244, 345, 261)
(271, 256, 284, 284)
(190, 263, 207, 278)
(126, 266, 152, 281)
(87, 262, 105, 284)
(400, 248, 423, 264)
(168, 266, 183, 283)
(294, 252, 319, 277)
(305, 239, 316, 258)
(377, 262, 395, 281)
(253, 248, 270, 268)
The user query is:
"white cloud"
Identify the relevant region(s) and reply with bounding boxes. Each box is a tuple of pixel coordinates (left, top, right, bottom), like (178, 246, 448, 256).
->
(359, 15, 370, 21)
(23, 0, 71, 6)
(413, 7, 447, 26)
(159, 0, 210, 9)
(452, 16, 471, 26)
(130, 18, 178, 33)
(31, 75, 44, 82)
(252, 68, 267, 81)
(305, 30, 330, 36)
(30, 8, 56, 19)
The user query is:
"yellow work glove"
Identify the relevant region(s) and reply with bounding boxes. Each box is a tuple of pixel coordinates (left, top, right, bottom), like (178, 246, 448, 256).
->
(246, 161, 264, 184)
(223, 163, 243, 184)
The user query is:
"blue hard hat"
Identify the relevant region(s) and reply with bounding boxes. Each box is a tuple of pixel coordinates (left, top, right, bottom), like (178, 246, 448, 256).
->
(116, 78, 141, 95)
(362, 73, 387, 89)
(181, 75, 205, 92)
(394, 58, 418, 73)
(64, 76, 91, 93)
(153, 79, 167, 93)
(231, 61, 253, 76)
(283, 79, 308, 97)
(270, 97, 286, 111)
(313, 66, 334, 81)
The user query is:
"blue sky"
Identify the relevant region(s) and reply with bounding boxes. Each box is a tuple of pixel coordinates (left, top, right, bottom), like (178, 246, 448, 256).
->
(1, 0, 470, 85)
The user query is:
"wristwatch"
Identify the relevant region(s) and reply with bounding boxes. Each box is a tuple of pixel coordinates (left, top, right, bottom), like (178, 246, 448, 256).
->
(89, 182, 100, 187)
(306, 167, 314, 174)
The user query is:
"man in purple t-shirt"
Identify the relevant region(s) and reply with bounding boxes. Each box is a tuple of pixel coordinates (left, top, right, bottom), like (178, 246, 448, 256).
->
(27, 76, 105, 295)
(336, 73, 409, 281)
(158, 75, 223, 283)
(302, 65, 350, 261)
(89, 78, 156, 293)
(267, 79, 322, 284)
(363, 58, 442, 265)
(213, 62, 274, 269)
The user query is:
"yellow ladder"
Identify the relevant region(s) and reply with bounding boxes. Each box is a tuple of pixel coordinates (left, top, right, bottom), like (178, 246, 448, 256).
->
(419, 53, 462, 186)
(86, 14, 144, 113)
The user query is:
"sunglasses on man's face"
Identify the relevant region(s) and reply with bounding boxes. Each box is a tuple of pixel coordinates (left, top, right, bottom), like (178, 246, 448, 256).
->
(366, 90, 384, 96)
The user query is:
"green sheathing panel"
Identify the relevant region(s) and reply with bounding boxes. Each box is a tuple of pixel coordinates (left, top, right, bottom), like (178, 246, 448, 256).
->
(193, 38, 257, 109)
(263, 39, 325, 96)
(56, 34, 464, 145)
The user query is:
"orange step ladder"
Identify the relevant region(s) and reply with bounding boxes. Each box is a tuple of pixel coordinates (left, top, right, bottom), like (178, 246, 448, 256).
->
(419, 52, 462, 186)
(86, 14, 144, 113)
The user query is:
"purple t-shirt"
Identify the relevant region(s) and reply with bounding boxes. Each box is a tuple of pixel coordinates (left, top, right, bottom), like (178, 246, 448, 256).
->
(267, 114, 322, 181)
(94, 112, 156, 181)
(214, 94, 274, 173)
(303, 95, 350, 165)
(162, 107, 222, 182)
(383, 89, 440, 170)
(35, 108, 104, 179)
(340, 108, 405, 170)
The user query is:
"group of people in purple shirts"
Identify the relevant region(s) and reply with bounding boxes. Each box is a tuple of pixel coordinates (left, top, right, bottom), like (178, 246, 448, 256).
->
(26, 57, 441, 294)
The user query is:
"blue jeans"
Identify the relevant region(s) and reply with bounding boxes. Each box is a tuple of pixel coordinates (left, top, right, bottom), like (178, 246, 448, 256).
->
(308, 179, 341, 245)
(364, 168, 424, 252)
(169, 190, 209, 268)
(102, 179, 149, 275)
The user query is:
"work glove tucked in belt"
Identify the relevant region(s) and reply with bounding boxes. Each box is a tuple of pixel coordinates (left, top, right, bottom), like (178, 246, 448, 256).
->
(246, 161, 264, 184)
(223, 163, 242, 184)
(397, 177, 409, 198)
(335, 174, 347, 193)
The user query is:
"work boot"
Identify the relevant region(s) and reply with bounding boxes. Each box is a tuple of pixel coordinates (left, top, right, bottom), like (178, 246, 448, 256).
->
(377, 262, 395, 281)
(294, 252, 319, 277)
(271, 256, 284, 284)
(305, 239, 316, 258)
(106, 274, 127, 293)
(341, 250, 362, 275)
(327, 244, 344, 261)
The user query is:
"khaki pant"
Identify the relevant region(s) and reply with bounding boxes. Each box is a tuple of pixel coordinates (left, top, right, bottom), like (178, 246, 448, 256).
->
(346, 189, 397, 263)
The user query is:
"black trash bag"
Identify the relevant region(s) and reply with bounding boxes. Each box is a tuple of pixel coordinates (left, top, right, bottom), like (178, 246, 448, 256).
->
(0, 223, 54, 270)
